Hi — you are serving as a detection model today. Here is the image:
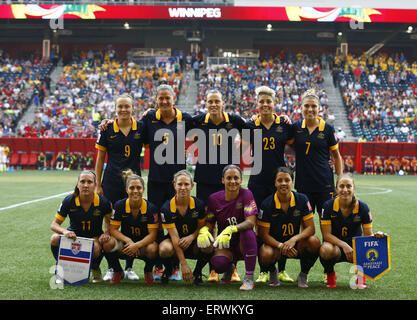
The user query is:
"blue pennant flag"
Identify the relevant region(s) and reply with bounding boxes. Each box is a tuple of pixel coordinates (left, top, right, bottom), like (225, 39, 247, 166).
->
(353, 235, 391, 280)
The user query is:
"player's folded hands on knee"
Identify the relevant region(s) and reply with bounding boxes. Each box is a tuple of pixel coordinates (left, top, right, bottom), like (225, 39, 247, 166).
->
(213, 226, 237, 249)
(197, 226, 214, 248)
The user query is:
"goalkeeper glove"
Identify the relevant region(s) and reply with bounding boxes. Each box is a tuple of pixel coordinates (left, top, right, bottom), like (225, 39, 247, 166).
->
(213, 225, 238, 249)
(197, 226, 214, 248)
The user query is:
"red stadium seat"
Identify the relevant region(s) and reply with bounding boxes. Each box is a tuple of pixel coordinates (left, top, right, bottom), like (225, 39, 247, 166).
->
(19, 153, 29, 167)
(9, 153, 20, 166)
(20, 153, 38, 169)
(28, 153, 38, 168)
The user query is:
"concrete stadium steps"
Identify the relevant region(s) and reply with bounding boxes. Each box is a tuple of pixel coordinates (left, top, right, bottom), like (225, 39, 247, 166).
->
(322, 67, 355, 141)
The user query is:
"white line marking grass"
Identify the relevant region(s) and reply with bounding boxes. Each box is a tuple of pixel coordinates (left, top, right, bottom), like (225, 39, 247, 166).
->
(0, 191, 71, 211)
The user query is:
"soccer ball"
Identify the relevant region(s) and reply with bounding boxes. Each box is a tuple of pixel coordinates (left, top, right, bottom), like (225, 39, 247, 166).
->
(398, 170, 404, 176)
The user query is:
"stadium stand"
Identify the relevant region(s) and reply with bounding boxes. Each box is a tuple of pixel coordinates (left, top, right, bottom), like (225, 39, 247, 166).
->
(17, 48, 183, 138)
(195, 52, 330, 122)
(332, 52, 417, 143)
(0, 50, 53, 137)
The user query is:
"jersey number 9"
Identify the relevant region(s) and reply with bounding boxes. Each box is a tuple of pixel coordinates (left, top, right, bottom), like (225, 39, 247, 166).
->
(125, 145, 130, 157)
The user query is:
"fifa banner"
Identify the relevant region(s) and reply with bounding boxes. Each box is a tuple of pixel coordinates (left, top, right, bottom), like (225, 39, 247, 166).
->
(352, 236, 391, 280)
(56, 235, 94, 285)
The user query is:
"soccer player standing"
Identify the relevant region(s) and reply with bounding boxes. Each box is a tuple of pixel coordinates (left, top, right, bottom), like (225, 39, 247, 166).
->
(245, 86, 295, 284)
(190, 89, 247, 205)
(289, 89, 343, 216)
(95, 93, 144, 281)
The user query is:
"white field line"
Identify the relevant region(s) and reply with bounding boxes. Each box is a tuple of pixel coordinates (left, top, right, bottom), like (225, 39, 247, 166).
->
(0, 177, 149, 212)
(356, 186, 393, 196)
(0, 191, 71, 211)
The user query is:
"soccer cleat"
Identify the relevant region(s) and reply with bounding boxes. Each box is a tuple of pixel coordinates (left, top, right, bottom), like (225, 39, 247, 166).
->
(160, 270, 171, 285)
(153, 267, 163, 280)
(239, 276, 255, 291)
(231, 267, 241, 282)
(170, 267, 182, 281)
(322, 273, 327, 284)
(221, 265, 234, 283)
(91, 268, 103, 283)
(144, 272, 154, 285)
(269, 269, 280, 287)
(103, 268, 114, 281)
(279, 270, 294, 283)
(296, 272, 309, 288)
(110, 271, 124, 284)
(326, 272, 337, 288)
(193, 273, 204, 286)
(124, 268, 139, 280)
(356, 275, 367, 289)
(207, 270, 219, 282)
(256, 272, 269, 283)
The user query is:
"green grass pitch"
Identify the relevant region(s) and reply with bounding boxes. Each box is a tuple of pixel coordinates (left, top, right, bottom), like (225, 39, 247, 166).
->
(0, 170, 416, 300)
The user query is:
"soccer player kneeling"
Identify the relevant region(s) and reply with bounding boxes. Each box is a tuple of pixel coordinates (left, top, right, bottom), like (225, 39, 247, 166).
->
(257, 167, 321, 288)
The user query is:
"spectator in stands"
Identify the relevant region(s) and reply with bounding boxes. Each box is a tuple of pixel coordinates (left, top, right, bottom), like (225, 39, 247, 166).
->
(336, 127, 346, 141)
(193, 59, 200, 80)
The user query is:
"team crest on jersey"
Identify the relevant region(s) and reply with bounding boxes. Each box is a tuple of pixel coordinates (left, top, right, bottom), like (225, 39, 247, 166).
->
(235, 202, 243, 209)
(71, 241, 81, 255)
(191, 211, 199, 218)
(353, 215, 361, 222)
(317, 133, 325, 139)
(307, 201, 312, 212)
(276, 126, 283, 133)
(140, 216, 147, 222)
(134, 133, 141, 139)
(93, 209, 101, 216)
(226, 123, 233, 129)
(293, 209, 300, 217)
